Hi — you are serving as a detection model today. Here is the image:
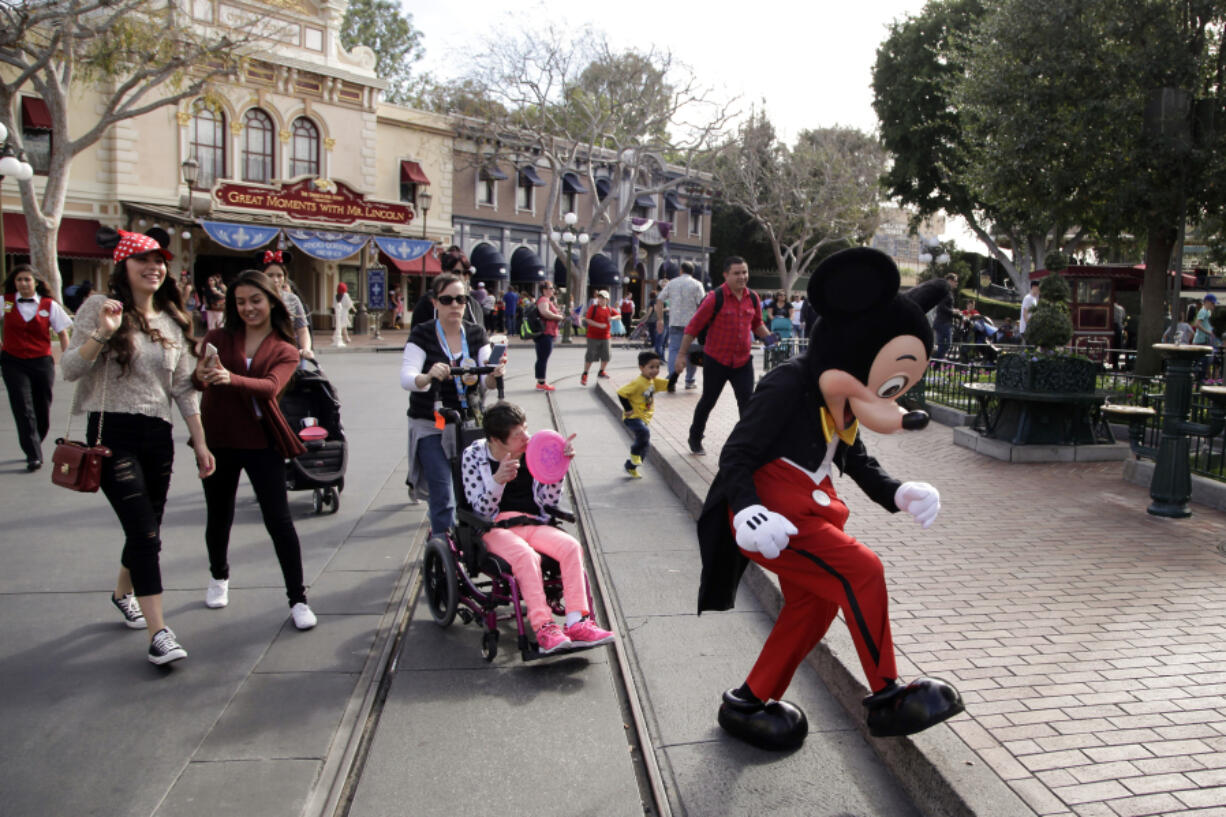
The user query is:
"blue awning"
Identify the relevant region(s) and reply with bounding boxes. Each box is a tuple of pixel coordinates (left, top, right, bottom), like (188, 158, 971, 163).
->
(480, 165, 509, 181)
(595, 178, 611, 200)
(634, 191, 656, 209)
(519, 165, 545, 187)
(562, 172, 588, 194)
(469, 242, 508, 282)
(201, 220, 280, 252)
(589, 253, 620, 287)
(658, 260, 679, 280)
(664, 190, 684, 211)
(510, 246, 546, 283)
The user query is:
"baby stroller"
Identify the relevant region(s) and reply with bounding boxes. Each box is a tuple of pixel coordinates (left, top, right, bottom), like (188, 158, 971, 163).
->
(420, 369, 604, 663)
(279, 359, 347, 514)
(621, 318, 653, 349)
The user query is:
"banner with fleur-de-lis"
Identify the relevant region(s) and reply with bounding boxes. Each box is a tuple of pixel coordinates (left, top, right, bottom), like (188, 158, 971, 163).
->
(200, 220, 281, 252)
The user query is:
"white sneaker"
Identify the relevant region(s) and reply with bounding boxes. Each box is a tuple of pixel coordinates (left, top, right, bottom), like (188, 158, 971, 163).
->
(291, 602, 317, 630)
(205, 578, 229, 608)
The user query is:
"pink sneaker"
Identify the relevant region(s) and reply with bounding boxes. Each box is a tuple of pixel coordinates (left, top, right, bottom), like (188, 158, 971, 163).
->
(535, 622, 572, 654)
(564, 617, 615, 646)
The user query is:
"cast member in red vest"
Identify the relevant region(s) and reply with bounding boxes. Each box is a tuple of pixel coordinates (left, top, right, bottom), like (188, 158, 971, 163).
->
(1, 264, 72, 470)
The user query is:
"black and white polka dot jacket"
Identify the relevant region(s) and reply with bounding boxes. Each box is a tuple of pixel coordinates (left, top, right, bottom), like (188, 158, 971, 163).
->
(461, 438, 563, 522)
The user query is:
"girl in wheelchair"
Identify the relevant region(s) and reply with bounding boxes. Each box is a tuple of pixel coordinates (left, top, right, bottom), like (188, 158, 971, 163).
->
(460, 402, 615, 654)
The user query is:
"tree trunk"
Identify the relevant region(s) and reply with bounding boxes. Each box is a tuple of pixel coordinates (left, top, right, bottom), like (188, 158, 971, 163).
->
(18, 120, 72, 303)
(1136, 224, 1178, 377)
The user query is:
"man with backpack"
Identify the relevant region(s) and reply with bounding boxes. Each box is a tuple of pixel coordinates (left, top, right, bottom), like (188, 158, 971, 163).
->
(675, 256, 770, 455)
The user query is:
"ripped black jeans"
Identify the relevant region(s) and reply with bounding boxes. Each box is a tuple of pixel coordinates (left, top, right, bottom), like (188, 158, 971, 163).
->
(88, 412, 174, 597)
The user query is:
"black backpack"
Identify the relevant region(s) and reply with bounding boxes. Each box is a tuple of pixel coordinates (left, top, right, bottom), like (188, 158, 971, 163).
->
(519, 301, 544, 339)
(695, 287, 760, 346)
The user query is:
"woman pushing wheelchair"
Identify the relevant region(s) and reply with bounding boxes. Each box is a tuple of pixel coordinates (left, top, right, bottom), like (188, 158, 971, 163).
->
(461, 402, 615, 654)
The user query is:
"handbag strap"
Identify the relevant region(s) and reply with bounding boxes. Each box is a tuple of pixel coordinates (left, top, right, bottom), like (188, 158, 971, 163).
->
(66, 354, 108, 441)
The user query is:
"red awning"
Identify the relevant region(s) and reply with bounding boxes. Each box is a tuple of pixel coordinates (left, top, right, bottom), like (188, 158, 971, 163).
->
(381, 250, 441, 275)
(399, 161, 430, 185)
(3, 214, 110, 259)
(21, 96, 52, 130)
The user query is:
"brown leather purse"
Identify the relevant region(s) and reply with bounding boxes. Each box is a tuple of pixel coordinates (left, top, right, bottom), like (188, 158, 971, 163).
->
(51, 357, 112, 493)
(50, 437, 111, 492)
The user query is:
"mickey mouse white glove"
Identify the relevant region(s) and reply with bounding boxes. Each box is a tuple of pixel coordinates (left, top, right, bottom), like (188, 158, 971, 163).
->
(895, 481, 940, 529)
(733, 505, 798, 560)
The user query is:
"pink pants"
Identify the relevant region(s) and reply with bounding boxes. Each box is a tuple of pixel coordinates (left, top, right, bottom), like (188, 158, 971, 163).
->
(483, 512, 590, 630)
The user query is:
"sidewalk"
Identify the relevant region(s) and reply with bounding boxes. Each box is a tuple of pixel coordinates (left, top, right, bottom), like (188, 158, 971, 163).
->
(590, 353, 1226, 817)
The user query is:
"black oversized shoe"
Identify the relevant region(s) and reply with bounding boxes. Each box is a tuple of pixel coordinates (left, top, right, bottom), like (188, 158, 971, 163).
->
(717, 688, 809, 750)
(863, 677, 965, 738)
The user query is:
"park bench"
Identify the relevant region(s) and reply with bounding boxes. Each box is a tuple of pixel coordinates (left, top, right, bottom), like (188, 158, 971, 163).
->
(963, 381, 1115, 445)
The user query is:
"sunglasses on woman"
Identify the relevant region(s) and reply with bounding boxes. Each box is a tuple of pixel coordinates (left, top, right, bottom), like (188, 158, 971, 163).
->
(436, 294, 467, 305)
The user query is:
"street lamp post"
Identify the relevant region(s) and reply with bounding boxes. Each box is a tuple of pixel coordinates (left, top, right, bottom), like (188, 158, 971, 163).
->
(918, 235, 950, 278)
(418, 187, 432, 310)
(550, 211, 589, 344)
(0, 122, 37, 281)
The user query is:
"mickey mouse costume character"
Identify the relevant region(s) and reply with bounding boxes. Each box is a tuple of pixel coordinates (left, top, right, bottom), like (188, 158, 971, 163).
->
(696, 247, 964, 751)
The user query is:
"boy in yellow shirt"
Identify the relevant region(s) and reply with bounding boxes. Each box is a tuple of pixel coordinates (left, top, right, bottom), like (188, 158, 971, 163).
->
(616, 351, 670, 478)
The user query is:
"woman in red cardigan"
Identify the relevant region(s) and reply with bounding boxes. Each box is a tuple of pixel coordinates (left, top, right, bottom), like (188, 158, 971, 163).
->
(194, 270, 316, 630)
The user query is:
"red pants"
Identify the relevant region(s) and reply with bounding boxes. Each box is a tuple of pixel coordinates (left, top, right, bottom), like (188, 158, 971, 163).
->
(737, 459, 897, 701)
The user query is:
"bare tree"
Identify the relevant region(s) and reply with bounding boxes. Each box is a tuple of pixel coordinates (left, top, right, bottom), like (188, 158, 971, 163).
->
(0, 0, 268, 298)
(455, 25, 734, 296)
(714, 111, 886, 293)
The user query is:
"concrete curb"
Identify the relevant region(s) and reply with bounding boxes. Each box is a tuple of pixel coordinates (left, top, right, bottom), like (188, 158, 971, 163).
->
(1121, 457, 1226, 513)
(591, 381, 1036, 817)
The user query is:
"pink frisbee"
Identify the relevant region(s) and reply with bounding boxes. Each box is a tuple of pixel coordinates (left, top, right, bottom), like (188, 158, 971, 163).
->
(299, 426, 329, 441)
(525, 429, 570, 484)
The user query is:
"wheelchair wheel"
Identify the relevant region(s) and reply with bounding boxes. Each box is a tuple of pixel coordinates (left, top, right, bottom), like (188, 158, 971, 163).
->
(423, 536, 458, 627)
(312, 488, 324, 515)
(481, 629, 499, 662)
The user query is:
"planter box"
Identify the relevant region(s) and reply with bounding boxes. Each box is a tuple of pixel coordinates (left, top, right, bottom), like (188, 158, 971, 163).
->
(996, 353, 1096, 393)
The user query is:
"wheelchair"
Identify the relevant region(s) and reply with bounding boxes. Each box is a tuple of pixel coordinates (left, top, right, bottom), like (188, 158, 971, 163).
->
(419, 372, 602, 663)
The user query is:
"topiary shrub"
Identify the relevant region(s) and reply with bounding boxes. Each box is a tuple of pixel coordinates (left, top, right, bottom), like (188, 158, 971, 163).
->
(1027, 273, 1074, 349)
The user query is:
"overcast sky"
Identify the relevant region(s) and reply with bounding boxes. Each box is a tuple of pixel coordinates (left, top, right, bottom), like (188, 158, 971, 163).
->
(401, 0, 980, 247)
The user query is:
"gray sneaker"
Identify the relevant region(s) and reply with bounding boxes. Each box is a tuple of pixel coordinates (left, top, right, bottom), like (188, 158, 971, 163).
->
(111, 593, 146, 630)
(147, 628, 187, 665)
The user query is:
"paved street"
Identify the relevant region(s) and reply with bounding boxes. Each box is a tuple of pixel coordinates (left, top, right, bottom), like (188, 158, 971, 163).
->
(3, 332, 1226, 817)
(0, 338, 916, 817)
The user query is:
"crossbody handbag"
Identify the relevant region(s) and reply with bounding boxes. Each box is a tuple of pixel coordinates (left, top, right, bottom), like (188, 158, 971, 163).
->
(51, 357, 112, 492)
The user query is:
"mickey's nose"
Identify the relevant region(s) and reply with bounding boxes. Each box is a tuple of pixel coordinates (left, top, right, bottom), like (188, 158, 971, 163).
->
(902, 410, 930, 431)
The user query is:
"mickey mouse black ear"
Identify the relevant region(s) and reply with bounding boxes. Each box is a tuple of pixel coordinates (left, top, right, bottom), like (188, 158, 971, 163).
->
(807, 247, 899, 318)
(95, 226, 121, 250)
(145, 227, 171, 249)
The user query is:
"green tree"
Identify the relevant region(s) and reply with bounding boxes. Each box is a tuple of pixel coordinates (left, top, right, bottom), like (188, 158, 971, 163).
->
(339, 0, 424, 105)
(953, 0, 1226, 374)
(712, 111, 886, 294)
(0, 0, 256, 299)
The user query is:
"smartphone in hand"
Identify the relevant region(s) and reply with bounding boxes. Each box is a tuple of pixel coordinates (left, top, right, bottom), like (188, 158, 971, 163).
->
(489, 343, 506, 364)
(203, 342, 219, 365)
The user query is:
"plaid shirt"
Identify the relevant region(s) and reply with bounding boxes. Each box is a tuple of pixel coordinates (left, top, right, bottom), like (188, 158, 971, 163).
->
(685, 284, 763, 368)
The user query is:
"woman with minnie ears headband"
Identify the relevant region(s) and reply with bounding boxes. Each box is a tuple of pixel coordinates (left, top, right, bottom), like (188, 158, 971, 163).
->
(258, 250, 314, 360)
(61, 227, 216, 666)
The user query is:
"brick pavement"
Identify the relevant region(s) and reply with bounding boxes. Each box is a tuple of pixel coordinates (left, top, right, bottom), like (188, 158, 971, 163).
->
(595, 357, 1226, 817)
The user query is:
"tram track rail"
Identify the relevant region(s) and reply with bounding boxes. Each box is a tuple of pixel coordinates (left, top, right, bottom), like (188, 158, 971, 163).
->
(325, 369, 668, 817)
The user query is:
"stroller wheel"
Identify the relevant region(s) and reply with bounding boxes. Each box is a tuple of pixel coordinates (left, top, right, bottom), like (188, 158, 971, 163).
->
(312, 488, 324, 515)
(423, 536, 458, 627)
(481, 629, 499, 662)
(325, 487, 340, 514)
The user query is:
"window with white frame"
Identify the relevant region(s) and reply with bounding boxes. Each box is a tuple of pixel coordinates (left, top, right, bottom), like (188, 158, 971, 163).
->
(517, 176, 534, 211)
(241, 108, 275, 183)
(689, 209, 703, 237)
(190, 101, 226, 188)
(289, 116, 320, 178)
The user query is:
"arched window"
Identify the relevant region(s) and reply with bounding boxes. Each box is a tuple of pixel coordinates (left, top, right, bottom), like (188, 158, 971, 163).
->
(289, 116, 319, 178)
(242, 108, 275, 183)
(189, 102, 226, 188)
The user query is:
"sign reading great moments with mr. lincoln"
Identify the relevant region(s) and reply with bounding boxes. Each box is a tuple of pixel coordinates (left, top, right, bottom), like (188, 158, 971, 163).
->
(212, 177, 415, 227)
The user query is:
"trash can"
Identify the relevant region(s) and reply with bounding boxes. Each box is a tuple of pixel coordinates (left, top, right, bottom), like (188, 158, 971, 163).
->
(353, 304, 368, 335)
